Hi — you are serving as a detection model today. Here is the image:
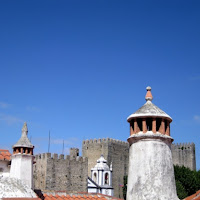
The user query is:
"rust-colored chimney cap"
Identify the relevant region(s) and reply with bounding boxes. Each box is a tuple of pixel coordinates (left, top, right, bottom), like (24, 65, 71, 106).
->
(145, 86, 153, 101)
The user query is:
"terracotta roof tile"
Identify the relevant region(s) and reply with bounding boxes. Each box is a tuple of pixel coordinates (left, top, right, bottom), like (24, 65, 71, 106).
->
(184, 190, 200, 200)
(0, 149, 11, 161)
(42, 193, 123, 200)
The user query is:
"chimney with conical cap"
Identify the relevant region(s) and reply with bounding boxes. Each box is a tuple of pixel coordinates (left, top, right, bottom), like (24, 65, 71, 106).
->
(10, 122, 34, 189)
(126, 87, 179, 200)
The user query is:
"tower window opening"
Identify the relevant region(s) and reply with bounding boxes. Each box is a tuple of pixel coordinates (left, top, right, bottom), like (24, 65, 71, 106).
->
(93, 172, 97, 183)
(105, 173, 109, 185)
(130, 121, 134, 132)
(146, 118, 152, 131)
(23, 148, 26, 154)
(165, 120, 168, 131)
(137, 119, 142, 131)
(156, 118, 162, 131)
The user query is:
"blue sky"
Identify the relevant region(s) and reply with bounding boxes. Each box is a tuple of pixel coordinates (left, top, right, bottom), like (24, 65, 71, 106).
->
(0, 1, 200, 168)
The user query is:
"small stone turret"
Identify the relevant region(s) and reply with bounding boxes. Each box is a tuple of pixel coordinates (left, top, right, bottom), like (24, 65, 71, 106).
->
(10, 122, 34, 189)
(126, 87, 179, 200)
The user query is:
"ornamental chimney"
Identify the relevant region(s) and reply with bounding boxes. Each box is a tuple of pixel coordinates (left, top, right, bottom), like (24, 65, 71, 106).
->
(126, 87, 179, 200)
(10, 122, 34, 189)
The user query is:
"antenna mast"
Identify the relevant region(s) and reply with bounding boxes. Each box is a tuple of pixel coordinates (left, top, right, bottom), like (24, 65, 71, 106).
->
(62, 139, 64, 154)
(48, 130, 50, 153)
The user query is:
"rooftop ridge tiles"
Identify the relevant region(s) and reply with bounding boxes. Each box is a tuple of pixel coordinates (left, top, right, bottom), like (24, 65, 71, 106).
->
(0, 149, 10, 152)
(0, 150, 11, 161)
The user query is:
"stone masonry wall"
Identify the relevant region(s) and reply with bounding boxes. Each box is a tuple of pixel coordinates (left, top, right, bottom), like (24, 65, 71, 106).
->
(171, 143, 196, 170)
(33, 152, 88, 192)
(82, 138, 196, 198)
(82, 138, 129, 199)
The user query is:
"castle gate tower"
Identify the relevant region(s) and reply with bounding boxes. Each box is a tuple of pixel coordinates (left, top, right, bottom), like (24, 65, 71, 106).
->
(126, 87, 179, 200)
(10, 122, 34, 188)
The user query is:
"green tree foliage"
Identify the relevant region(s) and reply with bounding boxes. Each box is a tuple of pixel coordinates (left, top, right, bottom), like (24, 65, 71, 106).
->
(175, 180, 188, 199)
(174, 165, 200, 199)
(123, 175, 127, 200)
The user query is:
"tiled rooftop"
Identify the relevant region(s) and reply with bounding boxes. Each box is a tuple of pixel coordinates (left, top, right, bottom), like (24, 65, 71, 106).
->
(0, 149, 11, 161)
(37, 192, 123, 200)
(184, 190, 200, 200)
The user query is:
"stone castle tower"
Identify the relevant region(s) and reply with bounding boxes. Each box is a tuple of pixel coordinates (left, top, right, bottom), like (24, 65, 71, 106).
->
(10, 122, 34, 188)
(82, 138, 129, 198)
(126, 87, 179, 200)
(172, 143, 196, 170)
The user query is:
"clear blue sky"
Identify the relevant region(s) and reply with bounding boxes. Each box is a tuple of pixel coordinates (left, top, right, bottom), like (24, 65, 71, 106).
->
(0, 1, 200, 168)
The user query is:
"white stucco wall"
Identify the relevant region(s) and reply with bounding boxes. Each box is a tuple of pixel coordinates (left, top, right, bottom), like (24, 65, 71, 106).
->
(88, 187, 99, 193)
(102, 188, 113, 196)
(127, 133, 179, 200)
(10, 154, 34, 189)
(0, 176, 37, 198)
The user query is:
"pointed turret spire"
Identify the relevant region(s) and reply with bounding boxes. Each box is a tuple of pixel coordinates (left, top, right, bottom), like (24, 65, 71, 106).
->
(13, 122, 33, 149)
(22, 122, 28, 136)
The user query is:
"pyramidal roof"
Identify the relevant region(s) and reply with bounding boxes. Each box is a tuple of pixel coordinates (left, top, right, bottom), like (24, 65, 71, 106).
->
(127, 86, 172, 122)
(13, 122, 34, 148)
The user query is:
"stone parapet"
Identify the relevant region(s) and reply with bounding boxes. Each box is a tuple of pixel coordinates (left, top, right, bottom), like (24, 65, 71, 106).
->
(35, 153, 87, 163)
(83, 138, 129, 146)
(33, 150, 88, 193)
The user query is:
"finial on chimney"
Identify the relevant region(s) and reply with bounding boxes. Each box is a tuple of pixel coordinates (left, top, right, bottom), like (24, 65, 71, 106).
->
(145, 86, 153, 101)
(22, 122, 28, 136)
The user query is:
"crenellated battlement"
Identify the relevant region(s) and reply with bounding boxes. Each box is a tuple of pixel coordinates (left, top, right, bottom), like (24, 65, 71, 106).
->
(171, 142, 195, 150)
(82, 138, 129, 146)
(171, 142, 196, 171)
(34, 153, 87, 163)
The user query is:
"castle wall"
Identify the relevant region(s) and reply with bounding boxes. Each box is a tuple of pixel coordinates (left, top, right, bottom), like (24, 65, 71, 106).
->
(33, 153, 47, 190)
(33, 152, 88, 192)
(0, 160, 10, 177)
(82, 138, 129, 199)
(82, 138, 196, 198)
(171, 143, 196, 171)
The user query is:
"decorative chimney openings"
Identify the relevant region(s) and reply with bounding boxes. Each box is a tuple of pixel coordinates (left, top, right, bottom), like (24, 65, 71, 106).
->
(127, 87, 172, 136)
